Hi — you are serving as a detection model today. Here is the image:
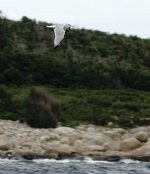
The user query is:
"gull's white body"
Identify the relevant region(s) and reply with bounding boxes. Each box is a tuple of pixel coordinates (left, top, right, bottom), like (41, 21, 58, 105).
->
(54, 24, 65, 48)
(46, 23, 74, 48)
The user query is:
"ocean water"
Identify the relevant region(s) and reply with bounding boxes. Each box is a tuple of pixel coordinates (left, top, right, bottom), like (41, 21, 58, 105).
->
(0, 158, 150, 174)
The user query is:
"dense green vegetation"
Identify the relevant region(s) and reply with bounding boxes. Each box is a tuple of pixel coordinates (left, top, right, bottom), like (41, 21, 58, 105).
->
(0, 13, 150, 127)
(0, 14, 150, 90)
(0, 85, 150, 127)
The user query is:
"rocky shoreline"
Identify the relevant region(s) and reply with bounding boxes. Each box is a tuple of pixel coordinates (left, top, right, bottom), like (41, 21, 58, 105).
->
(0, 119, 150, 161)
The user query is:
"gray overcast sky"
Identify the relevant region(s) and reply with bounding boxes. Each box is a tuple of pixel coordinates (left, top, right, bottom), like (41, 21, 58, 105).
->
(0, 0, 150, 38)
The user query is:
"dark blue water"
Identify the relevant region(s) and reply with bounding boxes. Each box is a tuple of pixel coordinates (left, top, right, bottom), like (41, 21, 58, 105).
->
(0, 158, 150, 174)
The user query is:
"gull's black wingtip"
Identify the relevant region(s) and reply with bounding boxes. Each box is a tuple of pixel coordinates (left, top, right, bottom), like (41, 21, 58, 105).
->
(54, 46, 58, 49)
(53, 44, 60, 49)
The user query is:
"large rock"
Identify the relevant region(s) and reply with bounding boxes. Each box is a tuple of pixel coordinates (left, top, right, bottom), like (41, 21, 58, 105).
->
(41, 140, 61, 150)
(57, 144, 76, 153)
(104, 150, 131, 159)
(84, 145, 106, 152)
(82, 132, 110, 145)
(73, 140, 85, 152)
(40, 133, 60, 142)
(0, 150, 6, 158)
(43, 148, 59, 159)
(83, 151, 104, 160)
(134, 131, 148, 142)
(44, 144, 76, 156)
(103, 140, 120, 151)
(53, 127, 75, 135)
(122, 133, 133, 140)
(21, 141, 33, 149)
(11, 149, 44, 160)
(75, 124, 87, 131)
(73, 139, 84, 147)
(119, 137, 142, 152)
(130, 127, 149, 134)
(112, 128, 126, 135)
(131, 146, 150, 157)
(86, 127, 97, 132)
(105, 131, 122, 141)
(69, 131, 83, 140)
(60, 137, 71, 144)
(0, 136, 11, 151)
(143, 139, 150, 146)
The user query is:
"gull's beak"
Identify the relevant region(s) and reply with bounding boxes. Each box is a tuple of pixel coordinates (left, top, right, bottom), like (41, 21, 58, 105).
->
(71, 25, 76, 29)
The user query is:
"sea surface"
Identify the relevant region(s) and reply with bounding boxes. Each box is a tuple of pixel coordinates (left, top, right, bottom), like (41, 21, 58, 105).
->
(0, 158, 150, 174)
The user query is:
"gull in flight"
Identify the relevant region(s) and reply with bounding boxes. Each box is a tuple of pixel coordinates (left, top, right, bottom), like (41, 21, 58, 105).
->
(46, 23, 75, 48)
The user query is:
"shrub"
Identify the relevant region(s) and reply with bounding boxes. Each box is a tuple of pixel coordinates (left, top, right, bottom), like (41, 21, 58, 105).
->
(0, 85, 14, 112)
(24, 86, 60, 128)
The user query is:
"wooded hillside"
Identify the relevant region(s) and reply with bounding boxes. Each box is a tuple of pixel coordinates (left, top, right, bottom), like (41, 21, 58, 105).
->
(0, 15, 150, 90)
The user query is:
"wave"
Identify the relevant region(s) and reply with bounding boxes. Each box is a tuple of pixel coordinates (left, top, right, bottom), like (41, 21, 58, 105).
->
(0, 158, 18, 164)
(119, 159, 141, 164)
(32, 157, 145, 164)
(0, 157, 145, 164)
(83, 157, 114, 164)
(33, 158, 74, 164)
(33, 157, 116, 164)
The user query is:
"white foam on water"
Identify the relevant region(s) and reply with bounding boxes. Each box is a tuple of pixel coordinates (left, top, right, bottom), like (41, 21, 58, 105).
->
(0, 158, 18, 164)
(33, 158, 144, 165)
(33, 157, 115, 164)
(33, 158, 80, 164)
(83, 157, 115, 164)
(0, 157, 142, 165)
(119, 159, 140, 164)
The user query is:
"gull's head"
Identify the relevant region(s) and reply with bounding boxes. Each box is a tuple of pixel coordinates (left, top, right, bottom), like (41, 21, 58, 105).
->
(64, 23, 76, 30)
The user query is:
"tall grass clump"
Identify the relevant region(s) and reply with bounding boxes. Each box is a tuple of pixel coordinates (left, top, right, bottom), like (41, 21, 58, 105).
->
(25, 86, 60, 128)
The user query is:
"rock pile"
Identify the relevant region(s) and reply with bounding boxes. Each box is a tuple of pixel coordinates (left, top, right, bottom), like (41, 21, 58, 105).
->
(0, 119, 150, 161)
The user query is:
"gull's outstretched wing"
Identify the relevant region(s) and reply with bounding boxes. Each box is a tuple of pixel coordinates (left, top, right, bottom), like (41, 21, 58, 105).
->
(46, 25, 55, 28)
(54, 24, 65, 48)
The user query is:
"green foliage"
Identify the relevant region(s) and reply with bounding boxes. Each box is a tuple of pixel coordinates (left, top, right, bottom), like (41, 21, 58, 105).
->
(0, 14, 150, 128)
(0, 15, 149, 90)
(0, 85, 13, 111)
(24, 86, 60, 128)
(0, 86, 150, 127)
(0, 85, 19, 120)
(44, 87, 150, 127)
